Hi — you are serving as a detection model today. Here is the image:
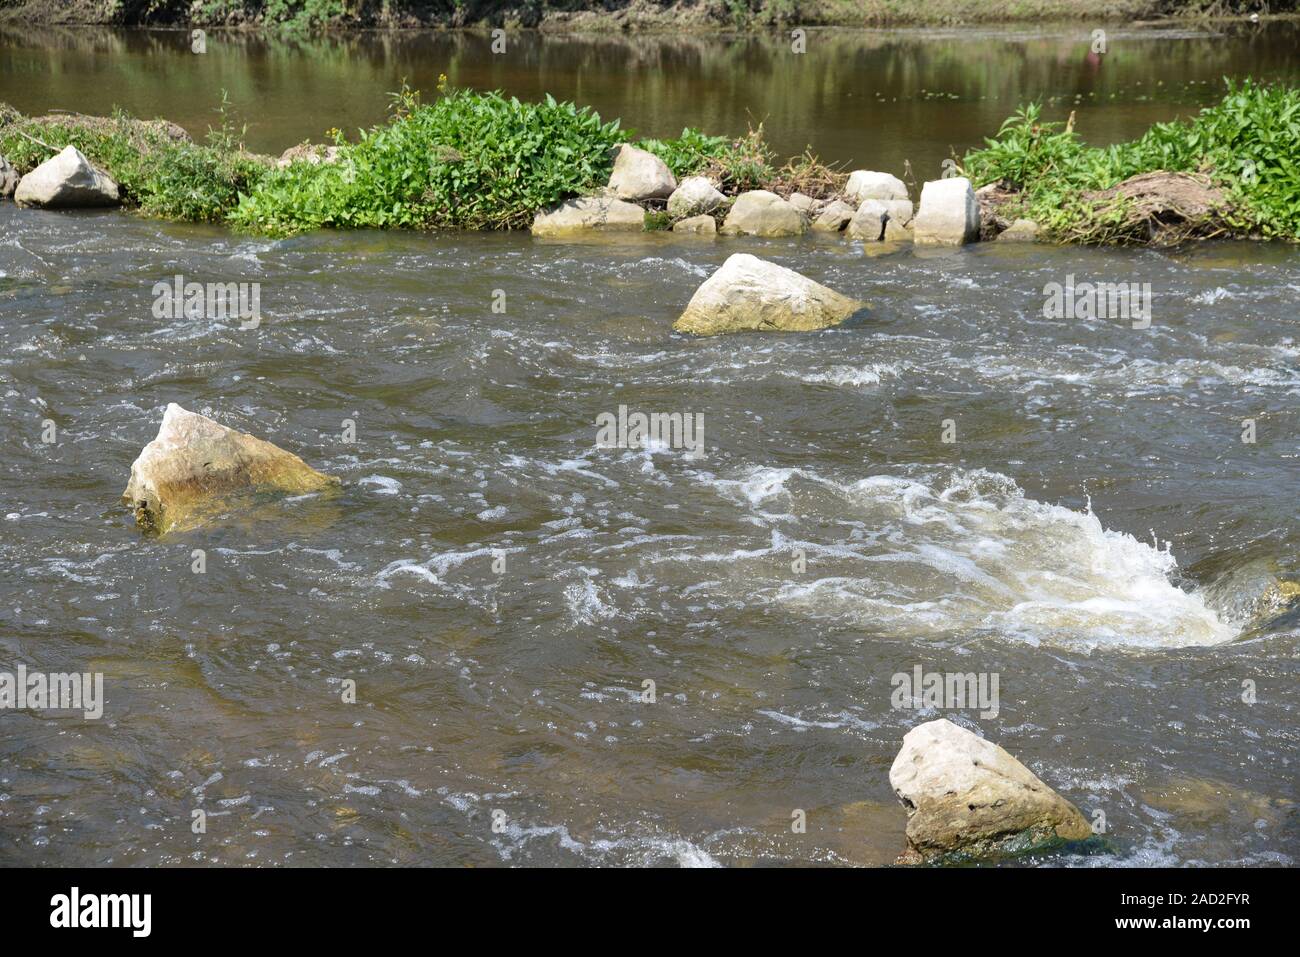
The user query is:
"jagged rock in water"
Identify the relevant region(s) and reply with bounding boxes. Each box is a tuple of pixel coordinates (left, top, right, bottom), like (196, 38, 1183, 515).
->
(890, 718, 1092, 863)
(673, 253, 860, 336)
(122, 403, 339, 533)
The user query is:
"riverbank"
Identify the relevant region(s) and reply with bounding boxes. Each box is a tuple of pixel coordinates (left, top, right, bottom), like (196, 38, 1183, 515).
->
(5, 0, 1297, 33)
(2, 79, 1296, 244)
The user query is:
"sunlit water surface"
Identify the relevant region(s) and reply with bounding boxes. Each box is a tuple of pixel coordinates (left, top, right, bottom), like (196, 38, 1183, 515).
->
(1, 203, 1296, 866)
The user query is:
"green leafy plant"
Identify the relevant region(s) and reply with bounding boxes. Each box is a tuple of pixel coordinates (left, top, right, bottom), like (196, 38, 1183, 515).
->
(964, 80, 1300, 242)
(636, 128, 730, 178)
(232, 84, 625, 234)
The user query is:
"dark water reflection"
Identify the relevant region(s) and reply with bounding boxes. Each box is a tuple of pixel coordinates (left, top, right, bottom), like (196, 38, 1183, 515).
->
(3, 22, 1299, 176)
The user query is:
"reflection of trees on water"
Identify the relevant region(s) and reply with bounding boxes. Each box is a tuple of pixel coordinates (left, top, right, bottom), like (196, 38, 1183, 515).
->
(1, 23, 1297, 164)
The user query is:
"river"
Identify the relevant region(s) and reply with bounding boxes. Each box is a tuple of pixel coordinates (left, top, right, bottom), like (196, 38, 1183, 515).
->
(0, 23, 1296, 867)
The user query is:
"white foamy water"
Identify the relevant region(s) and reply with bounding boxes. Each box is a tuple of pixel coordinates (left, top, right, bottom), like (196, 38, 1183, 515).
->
(709, 467, 1237, 649)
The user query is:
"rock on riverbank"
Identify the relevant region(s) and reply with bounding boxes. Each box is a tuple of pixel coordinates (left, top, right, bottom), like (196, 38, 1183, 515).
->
(890, 719, 1093, 863)
(608, 143, 677, 201)
(912, 177, 980, 246)
(14, 145, 120, 209)
(122, 404, 338, 534)
(531, 196, 647, 236)
(673, 253, 861, 336)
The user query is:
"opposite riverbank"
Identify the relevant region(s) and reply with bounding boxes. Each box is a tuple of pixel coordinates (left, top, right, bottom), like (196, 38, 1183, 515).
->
(5, 1, 1298, 33)
(2, 79, 1297, 245)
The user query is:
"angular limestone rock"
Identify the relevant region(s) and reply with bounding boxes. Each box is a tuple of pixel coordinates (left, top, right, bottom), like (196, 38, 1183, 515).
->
(848, 199, 914, 241)
(811, 199, 856, 232)
(14, 146, 120, 209)
(608, 143, 677, 201)
(122, 403, 339, 533)
(883, 216, 914, 241)
(913, 177, 980, 246)
(844, 170, 908, 204)
(889, 719, 1092, 863)
(0, 155, 18, 199)
(786, 192, 818, 215)
(673, 214, 717, 234)
(667, 176, 726, 218)
(531, 196, 646, 236)
(719, 190, 807, 237)
(847, 199, 889, 241)
(673, 253, 861, 336)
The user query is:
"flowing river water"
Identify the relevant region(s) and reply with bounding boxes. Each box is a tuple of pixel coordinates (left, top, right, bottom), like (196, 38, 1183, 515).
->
(1, 24, 1298, 867)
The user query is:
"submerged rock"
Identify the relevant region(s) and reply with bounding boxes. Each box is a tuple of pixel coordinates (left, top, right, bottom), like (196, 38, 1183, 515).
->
(608, 143, 677, 201)
(531, 196, 646, 236)
(913, 177, 980, 246)
(890, 718, 1092, 863)
(719, 190, 807, 237)
(672, 213, 717, 234)
(673, 253, 860, 336)
(14, 145, 120, 209)
(0, 155, 17, 198)
(667, 176, 726, 218)
(811, 199, 856, 232)
(122, 403, 339, 533)
(844, 170, 908, 203)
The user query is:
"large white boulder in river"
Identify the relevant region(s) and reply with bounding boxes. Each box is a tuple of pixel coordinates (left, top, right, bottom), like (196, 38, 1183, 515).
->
(607, 144, 677, 201)
(122, 404, 339, 533)
(890, 719, 1092, 863)
(14, 145, 120, 209)
(673, 253, 861, 336)
(531, 196, 646, 236)
(844, 170, 908, 203)
(912, 177, 980, 246)
(667, 176, 726, 218)
(719, 190, 806, 237)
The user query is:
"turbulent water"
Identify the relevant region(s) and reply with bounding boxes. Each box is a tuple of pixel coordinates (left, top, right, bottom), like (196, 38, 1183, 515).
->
(2, 202, 1296, 866)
